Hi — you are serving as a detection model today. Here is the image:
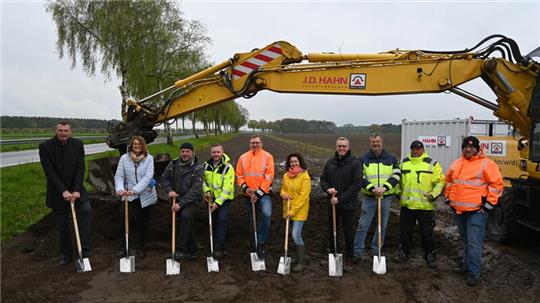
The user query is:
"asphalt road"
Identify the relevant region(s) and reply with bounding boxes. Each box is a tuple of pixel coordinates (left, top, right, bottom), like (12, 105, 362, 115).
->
(0, 135, 195, 168)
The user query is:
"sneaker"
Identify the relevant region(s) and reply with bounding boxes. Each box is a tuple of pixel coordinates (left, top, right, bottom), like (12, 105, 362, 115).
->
(343, 260, 353, 273)
(393, 250, 410, 263)
(60, 255, 72, 266)
(174, 251, 197, 261)
(256, 244, 266, 260)
(466, 276, 480, 286)
(425, 252, 437, 269)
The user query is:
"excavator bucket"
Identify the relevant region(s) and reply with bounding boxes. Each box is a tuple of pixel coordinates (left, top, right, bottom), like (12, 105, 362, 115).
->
(87, 154, 171, 195)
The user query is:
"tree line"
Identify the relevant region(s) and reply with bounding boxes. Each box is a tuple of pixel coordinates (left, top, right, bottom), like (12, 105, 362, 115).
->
(247, 118, 401, 134)
(0, 116, 119, 132)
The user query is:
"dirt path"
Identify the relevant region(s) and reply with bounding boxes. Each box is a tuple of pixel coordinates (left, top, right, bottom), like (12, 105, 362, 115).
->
(2, 134, 539, 302)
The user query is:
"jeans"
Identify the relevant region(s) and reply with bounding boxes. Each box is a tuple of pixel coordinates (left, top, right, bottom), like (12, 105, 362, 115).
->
(213, 200, 231, 248)
(328, 206, 355, 259)
(455, 211, 488, 279)
(291, 220, 305, 246)
(53, 200, 92, 257)
(176, 203, 198, 253)
(244, 195, 272, 244)
(399, 207, 435, 256)
(354, 195, 392, 256)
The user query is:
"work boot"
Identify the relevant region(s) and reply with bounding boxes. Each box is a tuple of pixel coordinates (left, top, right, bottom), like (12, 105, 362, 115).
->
(455, 260, 467, 274)
(256, 243, 266, 260)
(293, 245, 306, 272)
(214, 244, 224, 259)
(353, 255, 362, 264)
(60, 255, 72, 266)
(136, 248, 146, 259)
(393, 249, 410, 263)
(343, 259, 353, 273)
(425, 252, 437, 269)
(466, 276, 480, 286)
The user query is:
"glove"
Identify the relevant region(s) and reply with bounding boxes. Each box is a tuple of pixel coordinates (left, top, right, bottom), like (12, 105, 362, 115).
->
(444, 198, 450, 205)
(240, 183, 248, 193)
(254, 188, 265, 199)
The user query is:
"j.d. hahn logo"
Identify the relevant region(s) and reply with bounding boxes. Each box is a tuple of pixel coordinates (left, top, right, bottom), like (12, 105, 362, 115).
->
(301, 74, 366, 90)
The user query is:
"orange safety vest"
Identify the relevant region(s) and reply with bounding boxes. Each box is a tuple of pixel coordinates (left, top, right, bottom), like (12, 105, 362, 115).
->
(236, 149, 274, 195)
(445, 150, 503, 214)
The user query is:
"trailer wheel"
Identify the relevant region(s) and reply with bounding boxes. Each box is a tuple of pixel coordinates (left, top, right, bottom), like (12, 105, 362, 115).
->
(487, 189, 524, 243)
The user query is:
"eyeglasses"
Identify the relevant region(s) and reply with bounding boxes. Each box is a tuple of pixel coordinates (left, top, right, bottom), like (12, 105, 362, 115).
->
(250, 142, 261, 145)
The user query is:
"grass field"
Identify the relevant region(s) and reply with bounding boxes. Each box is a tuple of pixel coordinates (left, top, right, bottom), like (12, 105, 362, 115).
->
(0, 133, 237, 242)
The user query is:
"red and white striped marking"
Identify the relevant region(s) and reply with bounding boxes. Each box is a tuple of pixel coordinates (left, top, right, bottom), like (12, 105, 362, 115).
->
(232, 43, 283, 79)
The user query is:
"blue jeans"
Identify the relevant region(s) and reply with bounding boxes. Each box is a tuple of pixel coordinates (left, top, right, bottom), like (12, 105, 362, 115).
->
(213, 200, 231, 248)
(291, 220, 305, 246)
(243, 195, 272, 244)
(354, 195, 392, 256)
(454, 211, 488, 279)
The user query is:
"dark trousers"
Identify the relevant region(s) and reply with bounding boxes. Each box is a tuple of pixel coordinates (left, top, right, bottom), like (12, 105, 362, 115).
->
(399, 207, 436, 256)
(213, 200, 231, 248)
(119, 198, 152, 250)
(176, 203, 198, 253)
(327, 206, 355, 259)
(53, 201, 92, 257)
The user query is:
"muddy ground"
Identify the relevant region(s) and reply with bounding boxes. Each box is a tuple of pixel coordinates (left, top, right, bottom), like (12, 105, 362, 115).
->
(2, 134, 539, 302)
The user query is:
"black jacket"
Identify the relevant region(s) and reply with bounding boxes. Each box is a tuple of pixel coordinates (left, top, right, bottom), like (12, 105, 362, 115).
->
(320, 150, 363, 211)
(39, 137, 88, 210)
(160, 157, 204, 208)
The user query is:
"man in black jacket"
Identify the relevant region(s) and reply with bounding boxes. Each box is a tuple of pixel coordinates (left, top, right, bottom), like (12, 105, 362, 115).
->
(39, 121, 92, 266)
(161, 142, 204, 261)
(320, 137, 363, 272)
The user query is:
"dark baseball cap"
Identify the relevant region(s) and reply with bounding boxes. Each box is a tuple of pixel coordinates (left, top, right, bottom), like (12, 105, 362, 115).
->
(180, 142, 194, 150)
(410, 140, 424, 149)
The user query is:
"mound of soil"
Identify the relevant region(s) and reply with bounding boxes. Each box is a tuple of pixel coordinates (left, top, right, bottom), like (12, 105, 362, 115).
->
(2, 134, 539, 302)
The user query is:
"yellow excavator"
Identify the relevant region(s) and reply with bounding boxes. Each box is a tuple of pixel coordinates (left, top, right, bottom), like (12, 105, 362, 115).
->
(97, 34, 539, 242)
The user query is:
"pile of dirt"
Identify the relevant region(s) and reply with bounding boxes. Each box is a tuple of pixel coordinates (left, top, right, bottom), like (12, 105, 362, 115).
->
(2, 134, 539, 302)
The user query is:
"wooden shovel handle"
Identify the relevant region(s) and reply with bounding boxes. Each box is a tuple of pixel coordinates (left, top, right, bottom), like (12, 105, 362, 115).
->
(172, 196, 176, 255)
(70, 201, 83, 259)
(284, 199, 290, 252)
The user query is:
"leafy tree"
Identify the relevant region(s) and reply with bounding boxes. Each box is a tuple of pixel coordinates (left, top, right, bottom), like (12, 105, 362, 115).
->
(46, 0, 210, 115)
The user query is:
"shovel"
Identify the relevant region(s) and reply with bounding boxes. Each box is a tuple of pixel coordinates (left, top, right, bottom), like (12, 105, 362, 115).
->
(120, 195, 135, 273)
(277, 198, 292, 275)
(70, 200, 92, 273)
(328, 201, 343, 276)
(166, 196, 180, 275)
(206, 197, 219, 272)
(372, 195, 387, 275)
(250, 200, 266, 271)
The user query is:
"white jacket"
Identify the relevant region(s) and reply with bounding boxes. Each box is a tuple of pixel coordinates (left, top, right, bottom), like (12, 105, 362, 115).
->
(114, 153, 157, 208)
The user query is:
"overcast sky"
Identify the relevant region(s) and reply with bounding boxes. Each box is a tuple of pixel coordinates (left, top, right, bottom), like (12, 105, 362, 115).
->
(1, 1, 539, 126)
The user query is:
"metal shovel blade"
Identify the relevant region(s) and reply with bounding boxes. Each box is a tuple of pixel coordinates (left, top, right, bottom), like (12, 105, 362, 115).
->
(207, 256, 219, 272)
(166, 259, 180, 275)
(250, 252, 266, 271)
(120, 256, 135, 273)
(75, 257, 92, 273)
(277, 256, 291, 275)
(328, 253, 343, 277)
(372, 255, 387, 275)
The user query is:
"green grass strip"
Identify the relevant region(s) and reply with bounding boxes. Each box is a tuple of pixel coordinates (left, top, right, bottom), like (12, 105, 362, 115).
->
(0, 133, 237, 242)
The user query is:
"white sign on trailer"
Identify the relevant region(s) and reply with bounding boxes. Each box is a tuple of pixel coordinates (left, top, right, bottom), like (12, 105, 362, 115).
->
(418, 136, 451, 147)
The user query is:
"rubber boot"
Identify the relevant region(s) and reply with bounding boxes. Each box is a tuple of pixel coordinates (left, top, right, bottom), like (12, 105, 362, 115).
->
(293, 245, 306, 272)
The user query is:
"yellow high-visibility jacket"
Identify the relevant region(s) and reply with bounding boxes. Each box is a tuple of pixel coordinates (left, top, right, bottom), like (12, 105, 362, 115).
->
(399, 152, 445, 210)
(202, 153, 235, 205)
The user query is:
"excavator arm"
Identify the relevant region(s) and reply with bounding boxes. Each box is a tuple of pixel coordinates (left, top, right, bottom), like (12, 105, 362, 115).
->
(107, 35, 539, 170)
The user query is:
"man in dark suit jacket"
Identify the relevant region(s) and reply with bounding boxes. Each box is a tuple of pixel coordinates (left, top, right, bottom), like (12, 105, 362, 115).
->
(39, 121, 92, 266)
